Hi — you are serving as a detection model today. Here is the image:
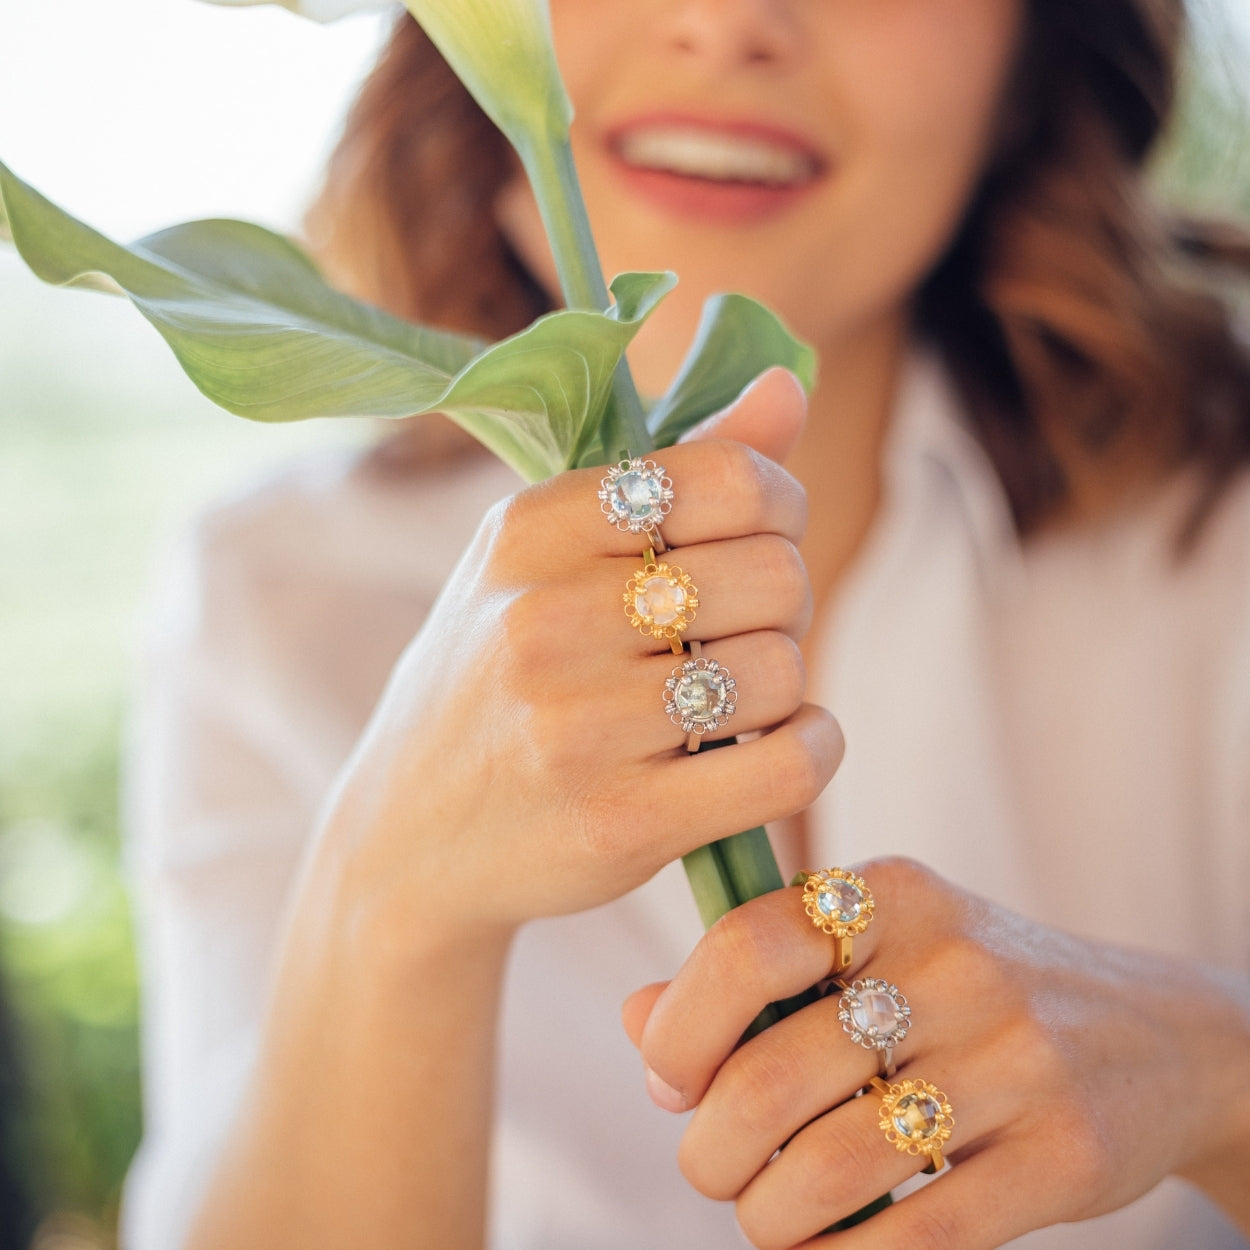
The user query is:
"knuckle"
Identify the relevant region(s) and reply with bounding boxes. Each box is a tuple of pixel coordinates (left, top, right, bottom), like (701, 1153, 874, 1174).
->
(1044, 1095, 1113, 1196)
(897, 1202, 964, 1250)
(721, 1039, 805, 1141)
(677, 1131, 735, 1202)
(753, 535, 809, 618)
(758, 633, 806, 707)
(703, 441, 771, 530)
(494, 587, 558, 671)
(765, 732, 827, 812)
(1001, 1012, 1066, 1090)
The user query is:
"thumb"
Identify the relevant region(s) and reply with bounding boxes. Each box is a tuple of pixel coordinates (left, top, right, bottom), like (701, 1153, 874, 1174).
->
(678, 366, 808, 464)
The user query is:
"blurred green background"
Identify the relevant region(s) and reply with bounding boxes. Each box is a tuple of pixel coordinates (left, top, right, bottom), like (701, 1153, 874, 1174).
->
(1, 7, 1249, 1249)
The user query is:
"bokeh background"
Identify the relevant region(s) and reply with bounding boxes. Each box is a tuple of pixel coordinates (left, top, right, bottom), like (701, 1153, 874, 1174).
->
(1, 1, 1248, 1246)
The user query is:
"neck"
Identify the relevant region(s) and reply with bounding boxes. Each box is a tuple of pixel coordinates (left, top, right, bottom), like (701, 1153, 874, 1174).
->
(787, 312, 907, 616)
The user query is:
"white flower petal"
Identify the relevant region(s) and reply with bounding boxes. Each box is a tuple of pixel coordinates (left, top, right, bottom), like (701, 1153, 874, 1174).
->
(195, 0, 394, 22)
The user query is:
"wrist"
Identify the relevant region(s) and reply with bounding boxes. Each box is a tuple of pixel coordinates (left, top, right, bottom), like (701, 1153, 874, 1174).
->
(1172, 966, 1250, 1231)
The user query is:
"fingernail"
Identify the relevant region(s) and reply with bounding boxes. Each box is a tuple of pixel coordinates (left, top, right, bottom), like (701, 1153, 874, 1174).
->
(645, 1066, 689, 1113)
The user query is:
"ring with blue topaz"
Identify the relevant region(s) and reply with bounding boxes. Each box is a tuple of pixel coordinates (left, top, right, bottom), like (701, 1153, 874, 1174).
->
(624, 551, 698, 655)
(871, 1076, 954, 1174)
(599, 455, 673, 548)
(665, 645, 737, 748)
(802, 867, 875, 972)
(836, 977, 911, 1078)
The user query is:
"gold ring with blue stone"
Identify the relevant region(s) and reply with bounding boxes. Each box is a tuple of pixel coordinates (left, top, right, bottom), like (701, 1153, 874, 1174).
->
(802, 867, 875, 972)
(871, 1075, 954, 1174)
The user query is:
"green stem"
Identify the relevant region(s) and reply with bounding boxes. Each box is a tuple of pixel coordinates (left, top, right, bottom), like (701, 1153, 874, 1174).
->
(519, 134, 650, 459)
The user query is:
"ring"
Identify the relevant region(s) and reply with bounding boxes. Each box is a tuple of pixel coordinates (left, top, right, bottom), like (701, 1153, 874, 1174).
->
(625, 552, 698, 655)
(836, 978, 911, 1078)
(600, 456, 673, 548)
(870, 1076, 954, 1174)
(802, 868, 874, 972)
(665, 644, 737, 748)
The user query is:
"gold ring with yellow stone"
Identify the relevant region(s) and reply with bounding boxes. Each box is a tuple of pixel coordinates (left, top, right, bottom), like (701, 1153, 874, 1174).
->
(871, 1075, 954, 1174)
(624, 549, 698, 655)
(801, 867, 875, 972)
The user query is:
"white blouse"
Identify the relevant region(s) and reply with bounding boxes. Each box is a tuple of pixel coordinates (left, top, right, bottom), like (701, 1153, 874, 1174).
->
(121, 352, 1250, 1248)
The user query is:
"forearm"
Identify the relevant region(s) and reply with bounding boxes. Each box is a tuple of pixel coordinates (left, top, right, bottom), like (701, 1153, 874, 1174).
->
(184, 857, 513, 1250)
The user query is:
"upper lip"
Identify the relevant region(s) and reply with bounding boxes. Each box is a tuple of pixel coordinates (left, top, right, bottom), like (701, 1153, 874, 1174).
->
(604, 112, 828, 186)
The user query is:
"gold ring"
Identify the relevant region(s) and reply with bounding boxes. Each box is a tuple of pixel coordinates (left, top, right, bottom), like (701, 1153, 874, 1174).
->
(625, 550, 698, 656)
(871, 1076, 954, 1174)
(801, 867, 874, 972)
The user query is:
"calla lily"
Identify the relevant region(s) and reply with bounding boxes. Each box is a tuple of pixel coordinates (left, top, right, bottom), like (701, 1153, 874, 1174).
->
(196, 0, 393, 22)
(400, 0, 571, 159)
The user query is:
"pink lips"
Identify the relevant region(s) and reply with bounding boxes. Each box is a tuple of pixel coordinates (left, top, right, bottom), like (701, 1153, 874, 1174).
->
(605, 113, 827, 226)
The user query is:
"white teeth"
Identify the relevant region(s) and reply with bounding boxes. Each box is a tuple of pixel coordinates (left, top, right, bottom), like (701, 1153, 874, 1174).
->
(617, 127, 816, 186)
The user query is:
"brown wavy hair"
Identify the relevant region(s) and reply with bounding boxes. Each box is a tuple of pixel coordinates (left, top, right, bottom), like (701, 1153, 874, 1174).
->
(306, 2, 1250, 540)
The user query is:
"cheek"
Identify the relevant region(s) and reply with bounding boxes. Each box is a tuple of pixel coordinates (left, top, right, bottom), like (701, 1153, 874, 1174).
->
(844, 2, 1022, 248)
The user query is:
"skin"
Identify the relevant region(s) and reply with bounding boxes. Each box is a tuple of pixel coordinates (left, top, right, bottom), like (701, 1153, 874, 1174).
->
(186, 1, 1250, 1246)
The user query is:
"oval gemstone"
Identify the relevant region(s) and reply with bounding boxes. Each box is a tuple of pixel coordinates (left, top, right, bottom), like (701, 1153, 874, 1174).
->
(610, 470, 661, 523)
(817, 879, 863, 925)
(675, 671, 724, 723)
(893, 1092, 942, 1142)
(851, 990, 900, 1039)
(636, 576, 685, 625)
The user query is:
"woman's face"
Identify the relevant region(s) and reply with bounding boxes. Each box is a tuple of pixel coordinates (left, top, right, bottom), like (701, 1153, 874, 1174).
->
(502, 0, 1024, 395)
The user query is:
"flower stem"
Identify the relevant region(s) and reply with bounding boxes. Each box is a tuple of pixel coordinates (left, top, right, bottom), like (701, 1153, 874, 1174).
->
(518, 134, 650, 460)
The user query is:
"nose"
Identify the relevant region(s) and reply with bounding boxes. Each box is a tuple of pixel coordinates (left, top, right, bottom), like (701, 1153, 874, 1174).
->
(657, 0, 800, 71)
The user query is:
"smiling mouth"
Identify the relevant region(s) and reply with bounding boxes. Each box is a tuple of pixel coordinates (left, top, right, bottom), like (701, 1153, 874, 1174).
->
(613, 125, 821, 188)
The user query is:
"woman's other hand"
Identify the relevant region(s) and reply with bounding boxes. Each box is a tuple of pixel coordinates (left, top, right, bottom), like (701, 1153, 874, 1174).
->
(624, 857, 1250, 1248)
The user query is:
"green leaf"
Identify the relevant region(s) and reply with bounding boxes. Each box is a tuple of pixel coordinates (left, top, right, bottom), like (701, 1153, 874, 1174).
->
(647, 293, 818, 448)
(0, 161, 674, 481)
(431, 270, 674, 479)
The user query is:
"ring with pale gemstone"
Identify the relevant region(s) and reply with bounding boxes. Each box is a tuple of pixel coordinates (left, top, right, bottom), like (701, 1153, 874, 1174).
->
(665, 641, 737, 750)
(599, 455, 673, 551)
(624, 551, 698, 655)
(870, 1075, 954, 1174)
(802, 868, 875, 973)
(836, 978, 911, 1078)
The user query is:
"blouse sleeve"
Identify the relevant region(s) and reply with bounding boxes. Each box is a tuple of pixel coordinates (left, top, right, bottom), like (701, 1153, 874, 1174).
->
(116, 451, 473, 1247)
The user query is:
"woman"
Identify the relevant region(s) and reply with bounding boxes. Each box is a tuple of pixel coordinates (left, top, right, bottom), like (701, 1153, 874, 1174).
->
(122, 1, 1250, 1247)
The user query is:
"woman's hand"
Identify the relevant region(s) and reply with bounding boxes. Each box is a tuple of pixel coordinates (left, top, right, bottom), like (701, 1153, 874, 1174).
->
(315, 367, 843, 948)
(186, 369, 845, 1249)
(624, 856, 1250, 1248)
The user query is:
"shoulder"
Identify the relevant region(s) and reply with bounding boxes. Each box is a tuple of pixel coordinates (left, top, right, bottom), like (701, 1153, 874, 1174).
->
(144, 437, 522, 697)
(184, 436, 522, 604)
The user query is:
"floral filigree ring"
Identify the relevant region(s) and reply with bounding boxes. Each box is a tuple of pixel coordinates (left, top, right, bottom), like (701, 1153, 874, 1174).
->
(837, 977, 911, 1077)
(599, 456, 673, 540)
(871, 1076, 954, 1174)
(802, 868, 875, 972)
(665, 655, 737, 737)
(625, 556, 697, 655)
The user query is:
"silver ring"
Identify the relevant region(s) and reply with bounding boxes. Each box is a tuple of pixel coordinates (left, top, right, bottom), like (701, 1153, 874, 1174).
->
(599, 456, 673, 539)
(837, 977, 911, 1078)
(665, 654, 737, 738)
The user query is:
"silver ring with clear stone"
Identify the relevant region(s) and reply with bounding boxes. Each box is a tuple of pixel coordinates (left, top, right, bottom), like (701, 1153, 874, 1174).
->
(836, 977, 911, 1078)
(599, 456, 673, 545)
(665, 642, 737, 750)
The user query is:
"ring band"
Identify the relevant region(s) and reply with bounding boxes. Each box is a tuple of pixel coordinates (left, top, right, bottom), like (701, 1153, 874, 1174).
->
(666, 639, 737, 751)
(625, 551, 697, 655)
(871, 1076, 953, 1174)
(836, 978, 911, 1078)
(599, 456, 673, 550)
(802, 868, 875, 972)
